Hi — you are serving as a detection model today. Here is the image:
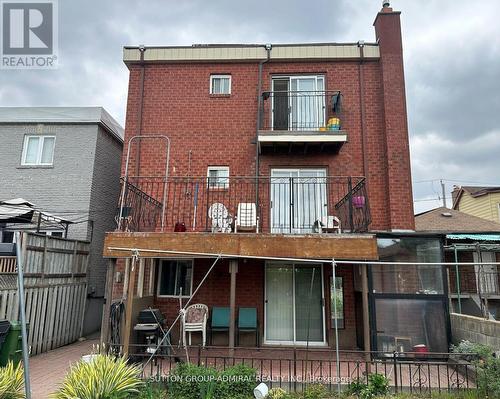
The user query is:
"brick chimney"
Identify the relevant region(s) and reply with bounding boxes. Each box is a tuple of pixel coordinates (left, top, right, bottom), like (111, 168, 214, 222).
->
(373, 3, 415, 230)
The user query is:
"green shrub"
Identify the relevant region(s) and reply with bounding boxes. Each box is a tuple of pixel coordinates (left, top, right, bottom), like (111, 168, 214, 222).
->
(345, 373, 389, 399)
(167, 362, 256, 399)
(0, 361, 25, 399)
(302, 383, 330, 399)
(52, 354, 143, 399)
(137, 381, 167, 399)
(451, 340, 500, 398)
(268, 387, 288, 399)
(216, 364, 256, 399)
(167, 363, 217, 399)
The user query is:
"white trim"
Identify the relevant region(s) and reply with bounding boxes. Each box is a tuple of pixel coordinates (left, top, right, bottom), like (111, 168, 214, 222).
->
(258, 133, 347, 143)
(263, 261, 327, 346)
(156, 258, 194, 298)
(209, 74, 231, 95)
(21, 135, 56, 166)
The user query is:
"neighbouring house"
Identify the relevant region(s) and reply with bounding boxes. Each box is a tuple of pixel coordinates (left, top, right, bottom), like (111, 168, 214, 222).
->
(452, 186, 500, 224)
(0, 107, 124, 334)
(416, 206, 500, 320)
(101, 4, 451, 358)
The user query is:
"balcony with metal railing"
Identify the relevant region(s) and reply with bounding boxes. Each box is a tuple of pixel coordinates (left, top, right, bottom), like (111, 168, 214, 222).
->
(257, 90, 347, 154)
(116, 175, 371, 235)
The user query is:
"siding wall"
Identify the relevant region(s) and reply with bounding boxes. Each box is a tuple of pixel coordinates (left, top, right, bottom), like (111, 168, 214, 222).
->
(0, 123, 97, 240)
(456, 191, 500, 223)
(0, 122, 123, 334)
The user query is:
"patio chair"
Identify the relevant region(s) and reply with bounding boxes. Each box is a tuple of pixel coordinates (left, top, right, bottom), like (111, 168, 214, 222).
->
(237, 307, 259, 346)
(210, 306, 230, 345)
(208, 203, 232, 233)
(314, 215, 341, 234)
(181, 303, 208, 347)
(235, 203, 259, 233)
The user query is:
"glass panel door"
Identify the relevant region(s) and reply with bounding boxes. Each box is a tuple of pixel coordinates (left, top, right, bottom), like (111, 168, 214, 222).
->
(271, 169, 327, 234)
(295, 265, 324, 342)
(290, 76, 325, 130)
(474, 252, 499, 294)
(265, 263, 325, 345)
(265, 264, 294, 341)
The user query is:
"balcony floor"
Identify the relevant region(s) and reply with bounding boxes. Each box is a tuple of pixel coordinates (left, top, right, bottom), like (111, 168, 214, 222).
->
(258, 129, 347, 154)
(103, 232, 378, 260)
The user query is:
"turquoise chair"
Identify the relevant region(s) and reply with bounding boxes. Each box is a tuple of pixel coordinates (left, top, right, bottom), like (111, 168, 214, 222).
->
(237, 307, 259, 346)
(210, 307, 230, 345)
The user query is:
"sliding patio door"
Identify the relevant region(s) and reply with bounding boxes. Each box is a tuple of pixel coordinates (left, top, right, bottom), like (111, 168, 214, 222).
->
(270, 169, 327, 234)
(272, 76, 325, 131)
(265, 263, 325, 345)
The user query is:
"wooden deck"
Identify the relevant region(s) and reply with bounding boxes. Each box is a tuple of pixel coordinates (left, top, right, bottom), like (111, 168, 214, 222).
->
(103, 232, 379, 260)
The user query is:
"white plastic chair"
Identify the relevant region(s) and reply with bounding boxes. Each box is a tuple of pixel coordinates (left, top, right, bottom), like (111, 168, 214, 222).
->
(208, 203, 232, 232)
(316, 216, 341, 234)
(235, 203, 259, 233)
(181, 303, 208, 347)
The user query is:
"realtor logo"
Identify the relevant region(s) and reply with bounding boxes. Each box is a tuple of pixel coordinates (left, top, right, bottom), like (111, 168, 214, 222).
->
(1, 0, 58, 68)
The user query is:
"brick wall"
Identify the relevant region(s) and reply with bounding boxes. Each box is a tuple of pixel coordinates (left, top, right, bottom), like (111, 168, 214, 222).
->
(121, 10, 414, 231)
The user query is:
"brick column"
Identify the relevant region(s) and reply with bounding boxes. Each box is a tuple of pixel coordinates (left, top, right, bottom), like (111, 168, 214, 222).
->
(374, 6, 415, 230)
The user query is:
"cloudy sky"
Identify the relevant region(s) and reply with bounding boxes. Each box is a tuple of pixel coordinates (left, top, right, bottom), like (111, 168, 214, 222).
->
(1, 0, 499, 214)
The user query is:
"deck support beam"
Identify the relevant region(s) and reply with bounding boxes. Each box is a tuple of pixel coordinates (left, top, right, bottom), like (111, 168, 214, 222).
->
(229, 260, 238, 352)
(361, 264, 371, 365)
(100, 258, 116, 350)
(123, 255, 138, 356)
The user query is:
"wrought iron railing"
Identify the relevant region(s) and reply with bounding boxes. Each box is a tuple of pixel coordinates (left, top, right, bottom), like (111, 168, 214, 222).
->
(259, 90, 343, 131)
(116, 176, 371, 233)
(110, 344, 483, 395)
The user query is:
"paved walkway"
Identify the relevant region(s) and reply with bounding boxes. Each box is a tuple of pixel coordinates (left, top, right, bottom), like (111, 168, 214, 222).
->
(29, 338, 98, 398)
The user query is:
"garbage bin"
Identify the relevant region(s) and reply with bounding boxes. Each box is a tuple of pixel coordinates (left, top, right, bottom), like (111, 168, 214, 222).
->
(0, 321, 27, 367)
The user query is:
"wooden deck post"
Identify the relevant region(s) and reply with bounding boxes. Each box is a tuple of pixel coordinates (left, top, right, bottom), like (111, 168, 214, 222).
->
(228, 260, 238, 351)
(123, 256, 138, 356)
(100, 258, 116, 351)
(361, 264, 371, 366)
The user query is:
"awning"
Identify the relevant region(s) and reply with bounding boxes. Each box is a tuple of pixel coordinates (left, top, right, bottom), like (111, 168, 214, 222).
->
(0, 198, 72, 225)
(446, 233, 500, 242)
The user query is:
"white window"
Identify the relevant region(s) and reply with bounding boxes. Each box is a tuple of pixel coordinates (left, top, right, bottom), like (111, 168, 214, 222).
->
(21, 135, 55, 166)
(210, 75, 231, 95)
(157, 259, 193, 297)
(207, 166, 229, 189)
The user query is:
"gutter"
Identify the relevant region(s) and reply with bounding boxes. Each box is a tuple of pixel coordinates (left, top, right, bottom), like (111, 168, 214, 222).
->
(255, 44, 272, 211)
(358, 41, 369, 179)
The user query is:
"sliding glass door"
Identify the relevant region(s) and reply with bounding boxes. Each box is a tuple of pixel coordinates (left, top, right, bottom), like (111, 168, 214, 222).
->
(270, 169, 327, 234)
(265, 263, 325, 345)
(272, 76, 325, 131)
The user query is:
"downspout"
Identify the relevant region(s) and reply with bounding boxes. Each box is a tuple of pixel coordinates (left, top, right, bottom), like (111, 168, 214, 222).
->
(255, 44, 272, 214)
(357, 41, 369, 179)
(135, 45, 146, 177)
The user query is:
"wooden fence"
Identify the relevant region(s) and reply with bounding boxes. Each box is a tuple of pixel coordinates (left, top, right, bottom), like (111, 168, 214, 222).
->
(0, 233, 89, 355)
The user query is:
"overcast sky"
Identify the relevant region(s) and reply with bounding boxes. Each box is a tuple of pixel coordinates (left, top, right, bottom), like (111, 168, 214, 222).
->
(1, 0, 499, 214)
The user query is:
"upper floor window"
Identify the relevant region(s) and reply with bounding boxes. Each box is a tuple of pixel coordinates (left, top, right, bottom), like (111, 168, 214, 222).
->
(21, 135, 55, 166)
(207, 166, 229, 189)
(210, 75, 231, 95)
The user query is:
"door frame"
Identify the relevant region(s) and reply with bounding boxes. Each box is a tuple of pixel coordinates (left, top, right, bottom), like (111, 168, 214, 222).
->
(271, 75, 325, 131)
(263, 261, 327, 346)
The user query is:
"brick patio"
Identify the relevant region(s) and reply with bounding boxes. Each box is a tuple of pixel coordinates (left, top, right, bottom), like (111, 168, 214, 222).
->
(29, 338, 98, 398)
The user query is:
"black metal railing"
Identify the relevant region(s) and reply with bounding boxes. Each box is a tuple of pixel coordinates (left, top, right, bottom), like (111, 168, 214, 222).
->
(259, 90, 343, 131)
(116, 176, 371, 233)
(110, 344, 484, 395)
(116, 178, 163, 232)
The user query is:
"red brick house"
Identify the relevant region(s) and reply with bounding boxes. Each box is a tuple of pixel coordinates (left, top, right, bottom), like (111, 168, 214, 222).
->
(102, 5, 450, 357)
